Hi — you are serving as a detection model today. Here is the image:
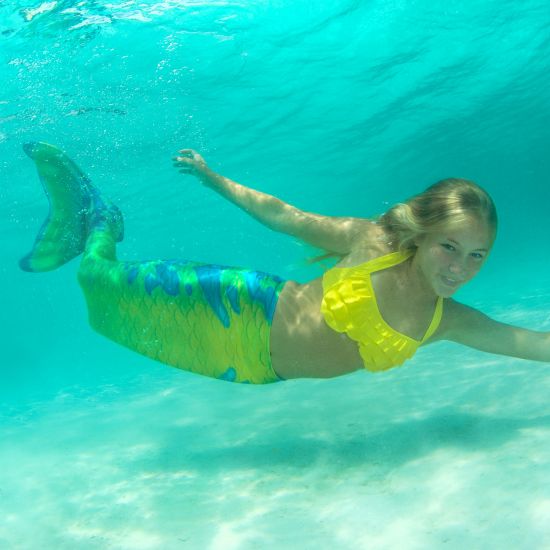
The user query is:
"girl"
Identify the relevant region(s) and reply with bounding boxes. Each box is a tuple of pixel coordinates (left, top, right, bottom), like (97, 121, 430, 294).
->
(20, 142, 550, 384)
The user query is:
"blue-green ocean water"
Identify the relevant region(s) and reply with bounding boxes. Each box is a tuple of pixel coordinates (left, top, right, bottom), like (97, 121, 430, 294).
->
(1, 1, 550, 548)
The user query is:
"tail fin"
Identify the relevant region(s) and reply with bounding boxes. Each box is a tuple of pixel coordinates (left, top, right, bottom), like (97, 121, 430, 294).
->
(20, 142, 122, 272)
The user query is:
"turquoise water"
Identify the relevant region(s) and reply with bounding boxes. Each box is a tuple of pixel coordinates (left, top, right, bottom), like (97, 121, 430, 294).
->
(1, 1, 550, 548)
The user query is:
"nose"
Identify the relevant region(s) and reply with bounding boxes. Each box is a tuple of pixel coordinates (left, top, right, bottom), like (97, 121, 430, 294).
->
(448, 261, 465, 277)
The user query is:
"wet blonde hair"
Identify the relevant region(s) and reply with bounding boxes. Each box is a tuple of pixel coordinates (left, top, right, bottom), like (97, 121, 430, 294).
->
(378, 177, 498, 252)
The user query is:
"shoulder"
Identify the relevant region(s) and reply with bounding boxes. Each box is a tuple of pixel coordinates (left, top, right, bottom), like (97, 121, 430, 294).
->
(349, 221, 394, 253)
(332, 223, 395, 267)
(340, 218, 379, 241)
(431, 299, 492, 343)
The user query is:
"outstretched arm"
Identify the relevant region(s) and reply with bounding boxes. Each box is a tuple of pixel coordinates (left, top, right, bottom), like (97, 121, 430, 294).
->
(173, 149, 372, 255)
(437, 299, 550, 363)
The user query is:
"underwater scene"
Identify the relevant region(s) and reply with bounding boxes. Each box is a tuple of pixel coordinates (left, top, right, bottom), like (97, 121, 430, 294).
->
(1, 1, 550, 548)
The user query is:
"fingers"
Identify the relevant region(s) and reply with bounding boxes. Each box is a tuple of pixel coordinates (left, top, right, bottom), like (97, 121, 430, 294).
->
(173, 159, 198, 177)
(172, 156, 192, 165)
(172, 148, 205, 174)
(172, 153, 194, 170)
(175, 149, 198, 161)
(172, 149, 198, 163)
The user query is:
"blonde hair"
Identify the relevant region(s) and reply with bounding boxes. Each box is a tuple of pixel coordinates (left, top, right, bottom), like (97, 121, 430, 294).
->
(378, 177, 498, 252)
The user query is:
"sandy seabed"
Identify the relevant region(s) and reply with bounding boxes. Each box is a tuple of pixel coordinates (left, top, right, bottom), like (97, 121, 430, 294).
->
(2, 334, 550, 550)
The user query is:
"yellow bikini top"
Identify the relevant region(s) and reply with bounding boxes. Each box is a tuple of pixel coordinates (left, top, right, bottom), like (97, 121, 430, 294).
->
(321, 250, 443, 372)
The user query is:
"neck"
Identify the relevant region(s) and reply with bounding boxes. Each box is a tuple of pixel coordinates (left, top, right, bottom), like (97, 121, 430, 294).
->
(404, 253, 438, 302)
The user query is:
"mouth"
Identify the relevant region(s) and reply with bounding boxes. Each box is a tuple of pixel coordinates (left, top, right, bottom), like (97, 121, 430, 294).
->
(440, 275, 462, 288)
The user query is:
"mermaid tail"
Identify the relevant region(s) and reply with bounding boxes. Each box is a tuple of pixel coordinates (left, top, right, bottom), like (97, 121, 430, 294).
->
(20, 143, 284, 383)
(20, 142, 123, 272)
(78, 254, 284, 383)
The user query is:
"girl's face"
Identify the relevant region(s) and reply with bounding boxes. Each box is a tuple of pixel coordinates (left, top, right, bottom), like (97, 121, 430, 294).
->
(413, 217, 494, 298)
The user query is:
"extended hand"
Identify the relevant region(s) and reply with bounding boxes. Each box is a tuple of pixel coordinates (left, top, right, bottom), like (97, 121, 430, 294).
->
(172, 149, 208, 177)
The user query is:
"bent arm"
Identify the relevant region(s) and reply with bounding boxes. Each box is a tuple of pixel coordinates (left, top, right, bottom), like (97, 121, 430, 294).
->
(174, 150, 371, 254)
(439, 299, 550, 363)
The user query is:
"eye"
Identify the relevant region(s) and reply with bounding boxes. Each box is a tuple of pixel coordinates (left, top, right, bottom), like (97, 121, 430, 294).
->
(471, 252, 485, 260)
(441, 243, 455, 251)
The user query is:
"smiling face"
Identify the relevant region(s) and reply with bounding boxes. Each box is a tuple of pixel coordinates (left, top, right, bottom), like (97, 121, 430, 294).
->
(411, 216, 494, 298)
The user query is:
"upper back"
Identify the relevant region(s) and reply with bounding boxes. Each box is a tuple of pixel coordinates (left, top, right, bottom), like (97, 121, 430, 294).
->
(334, 221, 396, 269)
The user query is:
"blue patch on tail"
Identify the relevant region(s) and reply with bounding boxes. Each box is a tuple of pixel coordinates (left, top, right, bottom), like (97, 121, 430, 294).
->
(144, 262, 181, 296)
(195, 265, 230, 328)
(244, 272, 283, 323)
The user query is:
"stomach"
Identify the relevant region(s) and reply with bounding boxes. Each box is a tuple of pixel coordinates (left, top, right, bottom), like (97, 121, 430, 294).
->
(270, 279, 363, 379)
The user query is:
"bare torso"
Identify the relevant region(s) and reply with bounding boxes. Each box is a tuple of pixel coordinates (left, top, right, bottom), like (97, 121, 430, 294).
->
(270, 225, 443, 379)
